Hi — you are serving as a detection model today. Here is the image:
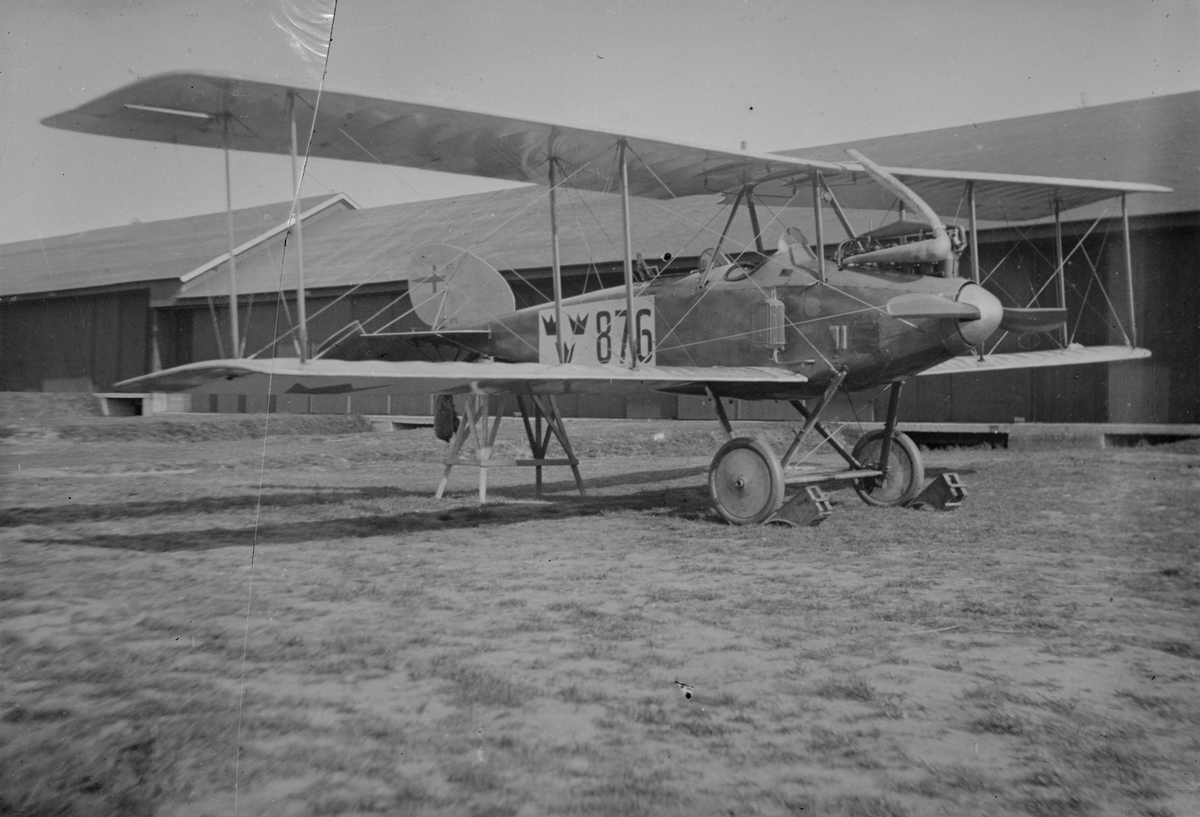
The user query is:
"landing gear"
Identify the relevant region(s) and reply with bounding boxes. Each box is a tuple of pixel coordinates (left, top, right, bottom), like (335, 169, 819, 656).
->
(850, 429, 924, 507)
(708, 437, 785, 524)
(705, 378, 948, 524)
(847, 377, 924, 507)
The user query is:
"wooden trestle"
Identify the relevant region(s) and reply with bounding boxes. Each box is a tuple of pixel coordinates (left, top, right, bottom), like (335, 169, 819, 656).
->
(434, 393, 586, 502)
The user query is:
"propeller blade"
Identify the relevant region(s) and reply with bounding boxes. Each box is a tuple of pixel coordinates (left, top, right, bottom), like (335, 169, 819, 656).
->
(887, 293, 981, 320)
(1000, 307, 1068, 334)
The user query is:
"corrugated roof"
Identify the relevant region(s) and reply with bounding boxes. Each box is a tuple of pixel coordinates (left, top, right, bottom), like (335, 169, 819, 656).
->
(779, 90, 1198, 221)
(182, 187, 762, 298)
(0, 196, 346, 297)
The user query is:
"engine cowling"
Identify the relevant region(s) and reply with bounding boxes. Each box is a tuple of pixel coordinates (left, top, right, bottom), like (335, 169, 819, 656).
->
(941, 283, 1003, 353)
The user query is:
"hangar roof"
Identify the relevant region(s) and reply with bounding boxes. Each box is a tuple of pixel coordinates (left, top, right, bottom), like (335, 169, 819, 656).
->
(180, 187, 745, 299)
(0, 195, 353, 298)
(780, 90, 1198, 221)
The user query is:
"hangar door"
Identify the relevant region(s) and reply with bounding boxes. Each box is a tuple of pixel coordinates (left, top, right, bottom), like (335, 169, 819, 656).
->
(0, 290, 148, 392)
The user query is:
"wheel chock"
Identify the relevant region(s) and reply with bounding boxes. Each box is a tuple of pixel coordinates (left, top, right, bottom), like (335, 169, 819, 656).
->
(767, 486, 833, 527)
(908, 473, 967, 511)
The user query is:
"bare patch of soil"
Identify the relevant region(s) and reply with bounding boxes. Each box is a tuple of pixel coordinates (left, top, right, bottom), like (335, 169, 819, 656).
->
(1, 418, 1197, 816)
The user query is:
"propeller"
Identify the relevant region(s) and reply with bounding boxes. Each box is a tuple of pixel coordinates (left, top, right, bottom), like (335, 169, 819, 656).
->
(999, 307, 1068, 334)
(886, 293, 980, 320)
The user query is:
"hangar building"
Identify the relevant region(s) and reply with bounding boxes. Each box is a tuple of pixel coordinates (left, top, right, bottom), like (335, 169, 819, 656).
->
(2, 91, 1197, 424)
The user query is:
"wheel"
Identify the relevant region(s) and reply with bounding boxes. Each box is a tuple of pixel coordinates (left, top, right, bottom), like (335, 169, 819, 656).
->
(851, 430, 925, 507)
(708, 437, 785, 524)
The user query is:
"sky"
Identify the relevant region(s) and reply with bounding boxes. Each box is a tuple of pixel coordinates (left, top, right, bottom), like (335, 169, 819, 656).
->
(1, 0, 1197, 246)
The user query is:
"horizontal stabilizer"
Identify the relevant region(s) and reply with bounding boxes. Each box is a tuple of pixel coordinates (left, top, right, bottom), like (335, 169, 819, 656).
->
(999, 307, 1068, 334)
(114, 358, 808, 399)
(886, 293, 980, 320)
(920, 345, 1150, 376)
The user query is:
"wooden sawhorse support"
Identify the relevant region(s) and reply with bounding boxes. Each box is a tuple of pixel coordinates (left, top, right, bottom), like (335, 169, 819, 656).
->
(434, 393, 586, 502)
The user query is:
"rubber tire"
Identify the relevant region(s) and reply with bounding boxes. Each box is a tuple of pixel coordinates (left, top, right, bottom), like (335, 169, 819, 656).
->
(708, 437, 786, 524)
(851, 430, 925, 507)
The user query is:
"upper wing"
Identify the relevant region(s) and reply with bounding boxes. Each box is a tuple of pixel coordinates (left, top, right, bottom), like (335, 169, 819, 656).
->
(41, 72, 840, 201)
(751, 165, 1172, 222)
(42, 72, 1170, 221)
(114, 358, 808, 398)
(919, 345, 1150, 376)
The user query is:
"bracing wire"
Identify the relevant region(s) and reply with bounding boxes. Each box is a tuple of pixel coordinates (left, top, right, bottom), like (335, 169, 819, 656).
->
(234, 4, 338, 816)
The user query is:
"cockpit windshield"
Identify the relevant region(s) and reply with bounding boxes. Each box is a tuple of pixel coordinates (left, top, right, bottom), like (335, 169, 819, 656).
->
(698, 228, 823, 288)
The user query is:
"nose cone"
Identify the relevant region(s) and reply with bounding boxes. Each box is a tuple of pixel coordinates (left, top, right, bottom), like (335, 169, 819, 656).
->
(945, 283, 1003, 352)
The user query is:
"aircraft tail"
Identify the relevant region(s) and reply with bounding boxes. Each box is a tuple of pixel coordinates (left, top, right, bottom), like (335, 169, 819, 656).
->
(408, 244, 516, 329)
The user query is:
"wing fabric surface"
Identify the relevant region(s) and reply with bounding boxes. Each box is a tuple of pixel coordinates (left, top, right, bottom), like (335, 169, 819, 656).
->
(42, 72, 1170, 221)
(42, 72, 841, 202)
(919, 345, 1150, 376)
(114, 358, 808, 398)
(748, 165, 1171, 222)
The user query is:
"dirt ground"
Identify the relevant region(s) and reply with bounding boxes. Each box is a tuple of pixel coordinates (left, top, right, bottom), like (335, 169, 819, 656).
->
(1, 416, 1197, 816)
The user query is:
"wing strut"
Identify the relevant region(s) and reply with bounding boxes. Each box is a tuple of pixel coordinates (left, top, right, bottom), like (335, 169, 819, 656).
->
(222, 116, 241, 357)
(1121, 194, 1138, 347)
(1054, 199, 1068, 347)
(967, 181, 981, 284)
(967, 181, 985, 359)
(618, 140, 638, 369)
(548, 159, 566, 364)
(811, 173, 826, 282)
(746, 195, 766, 253)
(711, 187, 746, 271)
(288, 91, 310, 361)
(820, 175, 857, 241)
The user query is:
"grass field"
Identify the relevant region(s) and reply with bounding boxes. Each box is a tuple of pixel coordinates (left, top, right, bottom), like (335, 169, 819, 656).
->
(1, 417, 1197, 816)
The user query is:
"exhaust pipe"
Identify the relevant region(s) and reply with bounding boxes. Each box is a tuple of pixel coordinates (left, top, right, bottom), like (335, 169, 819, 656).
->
(843, 150, 953, 269)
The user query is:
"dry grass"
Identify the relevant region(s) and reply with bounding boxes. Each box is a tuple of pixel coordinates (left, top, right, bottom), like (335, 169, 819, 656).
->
(1, 418, 1198, 816)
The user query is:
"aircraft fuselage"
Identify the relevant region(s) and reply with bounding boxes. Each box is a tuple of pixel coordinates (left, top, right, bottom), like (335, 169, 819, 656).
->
(470, 254, 997, 399)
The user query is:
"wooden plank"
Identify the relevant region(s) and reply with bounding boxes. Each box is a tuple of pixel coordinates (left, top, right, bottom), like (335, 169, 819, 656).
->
(784, 469, 881, 485)
(475, 458, 577, 468)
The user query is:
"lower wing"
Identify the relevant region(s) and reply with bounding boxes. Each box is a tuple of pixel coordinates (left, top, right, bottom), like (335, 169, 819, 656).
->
(114, 359, 807, 398)
(919, 345, 1150, 376)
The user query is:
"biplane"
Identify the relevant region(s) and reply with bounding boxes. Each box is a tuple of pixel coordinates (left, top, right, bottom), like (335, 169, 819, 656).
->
(42, 73, 1169, 524)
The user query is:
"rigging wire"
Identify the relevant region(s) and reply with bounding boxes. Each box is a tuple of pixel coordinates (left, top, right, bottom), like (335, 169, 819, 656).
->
(234, 4, 338, 816)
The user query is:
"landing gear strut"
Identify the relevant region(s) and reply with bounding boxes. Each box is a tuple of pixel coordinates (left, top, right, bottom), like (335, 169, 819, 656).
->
(851, 429, 924, 507)
(850, 379, 924, 507)
(705, 378, 933, 524)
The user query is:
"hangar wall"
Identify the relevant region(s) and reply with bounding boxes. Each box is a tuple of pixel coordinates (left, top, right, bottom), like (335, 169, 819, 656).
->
(877, 215, 1199, 425)
(0, 289, 148, 392)
(172, 286, 447, 417)
(2, 215, 1194, 426)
